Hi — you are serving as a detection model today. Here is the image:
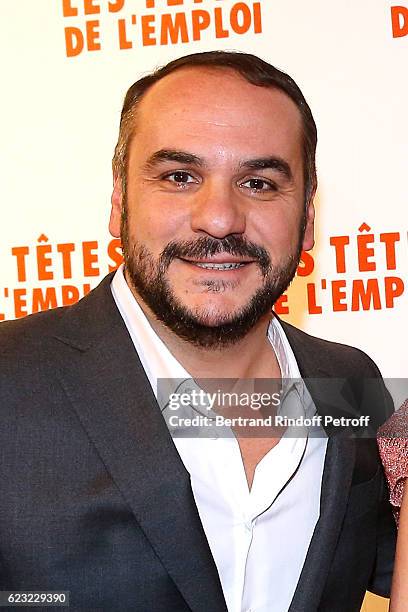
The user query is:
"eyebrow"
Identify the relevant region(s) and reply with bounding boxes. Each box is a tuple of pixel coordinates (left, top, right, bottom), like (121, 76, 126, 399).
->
(238, 157, 293, 181)
(143, 149, 204, 170)
(143, 149, 292, 181)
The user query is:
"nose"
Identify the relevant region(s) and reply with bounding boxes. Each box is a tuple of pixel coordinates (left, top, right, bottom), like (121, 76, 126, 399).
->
(190, 179, 246, 238)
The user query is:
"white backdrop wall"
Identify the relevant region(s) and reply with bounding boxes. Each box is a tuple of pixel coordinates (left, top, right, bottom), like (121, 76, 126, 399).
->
(1, 3, 407, 610)
(1, 0, 407, 383)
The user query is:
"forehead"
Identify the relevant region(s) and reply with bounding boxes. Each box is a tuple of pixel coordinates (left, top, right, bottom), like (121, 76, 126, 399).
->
(132, 67, 303, 162)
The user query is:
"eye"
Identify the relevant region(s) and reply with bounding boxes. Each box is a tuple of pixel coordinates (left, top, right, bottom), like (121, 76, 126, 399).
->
(240, 178, 277, 192)
(163, 171, 198, 187)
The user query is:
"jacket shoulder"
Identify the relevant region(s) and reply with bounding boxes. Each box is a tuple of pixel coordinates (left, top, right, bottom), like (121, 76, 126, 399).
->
(0, 307, 67, 355)
(0, 273, 116, 357)
(279, 319, 383, 378)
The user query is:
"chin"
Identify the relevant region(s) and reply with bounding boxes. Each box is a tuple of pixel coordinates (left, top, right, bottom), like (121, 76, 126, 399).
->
(178, 298, 246, 326)
(189, 309, 239, 328)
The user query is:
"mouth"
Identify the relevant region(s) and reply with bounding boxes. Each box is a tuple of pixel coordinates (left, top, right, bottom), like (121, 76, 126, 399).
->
(192, 262, 246, 270)
(178, 258, 254, 271)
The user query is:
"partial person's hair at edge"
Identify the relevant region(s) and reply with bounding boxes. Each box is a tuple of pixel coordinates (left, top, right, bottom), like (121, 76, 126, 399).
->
(112, 50, 318, 207)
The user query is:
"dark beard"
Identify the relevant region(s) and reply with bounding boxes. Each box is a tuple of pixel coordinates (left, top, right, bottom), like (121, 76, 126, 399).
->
(122, 228, 304, 349)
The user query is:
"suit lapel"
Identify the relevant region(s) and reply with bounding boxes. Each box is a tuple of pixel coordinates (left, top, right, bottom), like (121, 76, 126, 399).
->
(281, 321, 357, 611)
(288, 434, 355, 611)
(52, 276, 227, 612)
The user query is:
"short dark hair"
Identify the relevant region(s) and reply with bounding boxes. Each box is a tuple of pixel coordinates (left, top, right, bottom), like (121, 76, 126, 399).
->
(113, 50, 317, 204)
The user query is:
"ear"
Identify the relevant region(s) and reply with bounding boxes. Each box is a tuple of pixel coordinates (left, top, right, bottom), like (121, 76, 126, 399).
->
(109, 177, 123, 238)
(302, 199, 315, 251)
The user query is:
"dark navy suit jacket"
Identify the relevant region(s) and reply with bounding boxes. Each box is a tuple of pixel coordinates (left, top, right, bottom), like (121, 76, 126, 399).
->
(0, 274, 396, 611)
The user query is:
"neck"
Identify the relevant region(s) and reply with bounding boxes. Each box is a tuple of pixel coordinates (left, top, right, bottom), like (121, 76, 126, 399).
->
(152, 313, 278, 379)
(126, 278, 281, 380)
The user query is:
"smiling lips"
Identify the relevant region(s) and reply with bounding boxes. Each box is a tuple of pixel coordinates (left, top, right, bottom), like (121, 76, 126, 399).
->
(179, 257, 254, 271)
(194, 262, 246, 270)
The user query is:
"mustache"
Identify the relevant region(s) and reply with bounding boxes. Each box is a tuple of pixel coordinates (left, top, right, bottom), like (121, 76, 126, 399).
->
(159, 236, 272, 277)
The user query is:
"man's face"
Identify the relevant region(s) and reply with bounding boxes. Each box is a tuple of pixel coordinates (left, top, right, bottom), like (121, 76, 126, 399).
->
(110, 67, 314, 348)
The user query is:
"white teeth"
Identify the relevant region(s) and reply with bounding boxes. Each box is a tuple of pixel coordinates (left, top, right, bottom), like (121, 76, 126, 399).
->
(193, 262, 246, 270)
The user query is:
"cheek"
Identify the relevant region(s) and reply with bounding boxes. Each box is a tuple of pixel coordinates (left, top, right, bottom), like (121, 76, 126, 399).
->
(126, 193, 189, 250)
(249, 208, 303, 254)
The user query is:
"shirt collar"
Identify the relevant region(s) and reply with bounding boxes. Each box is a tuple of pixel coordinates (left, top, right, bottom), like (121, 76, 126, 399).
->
(111, 264, 308, 415)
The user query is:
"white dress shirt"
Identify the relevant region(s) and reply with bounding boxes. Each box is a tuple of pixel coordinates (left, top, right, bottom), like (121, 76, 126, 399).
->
(111, 265, 328, 612)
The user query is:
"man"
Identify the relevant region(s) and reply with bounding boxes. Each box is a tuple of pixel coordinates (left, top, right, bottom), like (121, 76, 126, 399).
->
(0, 51, 396, 611)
